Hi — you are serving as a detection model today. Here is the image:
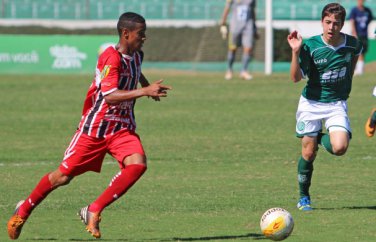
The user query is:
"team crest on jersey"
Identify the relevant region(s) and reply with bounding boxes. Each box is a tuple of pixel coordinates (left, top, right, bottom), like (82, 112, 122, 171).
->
(100, 65, 111, 80)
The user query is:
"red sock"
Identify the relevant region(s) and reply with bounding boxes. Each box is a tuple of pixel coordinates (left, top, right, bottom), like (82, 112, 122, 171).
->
(18, 173, 53, 219)
(89, 164, 147, 213)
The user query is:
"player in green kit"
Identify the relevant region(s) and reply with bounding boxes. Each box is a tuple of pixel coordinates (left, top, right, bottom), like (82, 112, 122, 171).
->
(287, 3, 362, 211)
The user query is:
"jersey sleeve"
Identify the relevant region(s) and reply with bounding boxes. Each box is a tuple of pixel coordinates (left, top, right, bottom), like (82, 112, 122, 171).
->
(299, 43, 311, 78)
(100, 53, 120, 96)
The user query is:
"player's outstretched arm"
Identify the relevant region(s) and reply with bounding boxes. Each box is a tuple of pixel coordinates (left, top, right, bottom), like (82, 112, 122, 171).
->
(104, 80, 172, 105)
(287, 31, 303, 83)
(139, 73, 162, 101)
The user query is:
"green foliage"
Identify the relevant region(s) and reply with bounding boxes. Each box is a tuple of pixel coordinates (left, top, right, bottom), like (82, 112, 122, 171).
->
(0, 72, 375, 241)
(273, 29, 291, 61)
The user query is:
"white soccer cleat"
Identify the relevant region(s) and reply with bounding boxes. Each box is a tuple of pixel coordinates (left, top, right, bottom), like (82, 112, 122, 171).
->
(225, 70, 233, 80)
(240, 71, 253, 80)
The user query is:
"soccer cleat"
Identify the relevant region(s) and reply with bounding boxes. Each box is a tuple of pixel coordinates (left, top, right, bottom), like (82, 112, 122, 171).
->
(297, 196, 313, 211)
(239, 71, 253, 80)
(7, 200, 26, 240)
(224, 70, 233, 80)
(365, 109, 376, 137)
(78, 206, 101, 239)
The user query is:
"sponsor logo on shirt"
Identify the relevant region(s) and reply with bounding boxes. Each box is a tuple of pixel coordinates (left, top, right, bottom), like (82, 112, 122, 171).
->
(314, 58, 327, 64)
(104, 115, 131, 124)
(321, 67, 347, 83)
(117, 101, 133, 110)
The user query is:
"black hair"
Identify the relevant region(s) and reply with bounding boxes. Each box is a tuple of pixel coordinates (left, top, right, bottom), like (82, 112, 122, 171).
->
(117, 12, 145, 36)
(321, 3, 346, 23)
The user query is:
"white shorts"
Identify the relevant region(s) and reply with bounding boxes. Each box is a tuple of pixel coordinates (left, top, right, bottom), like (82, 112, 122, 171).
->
(295, 96, 351, 137)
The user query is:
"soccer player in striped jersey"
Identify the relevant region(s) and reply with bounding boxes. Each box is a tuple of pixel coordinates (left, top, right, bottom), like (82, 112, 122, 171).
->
(7, 12, 171, 240)
(287, 3, 362, 211)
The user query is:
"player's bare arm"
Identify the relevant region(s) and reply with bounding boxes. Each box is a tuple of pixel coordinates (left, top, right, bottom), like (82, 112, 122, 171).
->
(287, 30, 303, 83)
(104, 80, 171, 105)
(350, 19, 358, 37)
(220, 5, 230, 26)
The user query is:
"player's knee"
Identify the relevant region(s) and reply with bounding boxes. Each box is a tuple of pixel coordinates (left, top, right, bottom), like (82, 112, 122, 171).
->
(330, 139, 349, 156)
(302, 150, 316, 161)
(123, 153, 147, 166)
(59, 175, 72, 185)
(54, 175, 72, 187)
(332, 145, 348, 156)
(302, 143, 317, 161)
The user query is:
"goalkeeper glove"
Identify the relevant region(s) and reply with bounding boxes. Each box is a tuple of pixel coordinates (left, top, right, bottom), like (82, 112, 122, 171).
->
(220, 25, 228, 40)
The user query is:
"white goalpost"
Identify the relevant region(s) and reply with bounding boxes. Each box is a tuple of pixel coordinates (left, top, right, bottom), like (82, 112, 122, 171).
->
(265, 0, 273, 75)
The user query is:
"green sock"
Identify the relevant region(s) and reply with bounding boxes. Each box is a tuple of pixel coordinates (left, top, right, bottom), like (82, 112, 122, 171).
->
(318, 133, 334, 154)
(297, 156, 313, 198)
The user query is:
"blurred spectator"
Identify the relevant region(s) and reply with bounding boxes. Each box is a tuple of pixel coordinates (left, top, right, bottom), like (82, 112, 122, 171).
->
(349, 0, 373, 75)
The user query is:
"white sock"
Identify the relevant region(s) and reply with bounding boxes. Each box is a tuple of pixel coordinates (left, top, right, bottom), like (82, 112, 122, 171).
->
(357, 60, 364, 74)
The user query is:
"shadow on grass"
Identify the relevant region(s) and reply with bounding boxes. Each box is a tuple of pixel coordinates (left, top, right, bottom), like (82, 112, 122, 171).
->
(68, 239, 130, 241)
(167, 233, 266, 241)
(343, 206, 376, 210)
(315, 205, 376, 210)
(28, 239, 58, 241)
(29, 234, 266, 242)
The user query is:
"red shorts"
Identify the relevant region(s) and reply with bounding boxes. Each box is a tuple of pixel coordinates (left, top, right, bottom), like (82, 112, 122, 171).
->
(59, 129, 145, 177)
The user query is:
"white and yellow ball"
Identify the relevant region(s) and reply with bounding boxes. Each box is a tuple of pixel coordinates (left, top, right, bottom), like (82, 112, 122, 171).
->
(260, 207, 294, 241)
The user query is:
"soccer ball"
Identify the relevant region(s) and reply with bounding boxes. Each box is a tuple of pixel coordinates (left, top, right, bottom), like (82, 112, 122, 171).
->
(260, 207, 294, 241)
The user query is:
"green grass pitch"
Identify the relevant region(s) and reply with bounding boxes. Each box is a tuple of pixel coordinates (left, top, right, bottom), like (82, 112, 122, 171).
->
(0, 70, 375, 241)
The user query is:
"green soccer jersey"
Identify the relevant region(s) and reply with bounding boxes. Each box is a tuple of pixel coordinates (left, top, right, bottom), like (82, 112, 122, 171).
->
(299, 33, 362, 102)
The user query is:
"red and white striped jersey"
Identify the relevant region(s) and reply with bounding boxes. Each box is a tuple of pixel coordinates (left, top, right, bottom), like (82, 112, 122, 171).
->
(78, 46, 143, 138)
